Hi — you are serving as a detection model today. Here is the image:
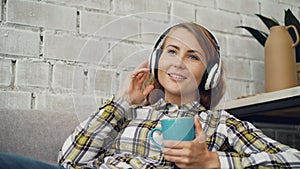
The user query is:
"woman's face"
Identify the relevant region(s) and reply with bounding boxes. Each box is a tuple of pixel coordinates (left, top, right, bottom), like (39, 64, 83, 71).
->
(158, 27, 207, 104)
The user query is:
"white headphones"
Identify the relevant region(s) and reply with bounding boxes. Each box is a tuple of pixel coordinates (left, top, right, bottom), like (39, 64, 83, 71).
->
(149, 23, 222, 91)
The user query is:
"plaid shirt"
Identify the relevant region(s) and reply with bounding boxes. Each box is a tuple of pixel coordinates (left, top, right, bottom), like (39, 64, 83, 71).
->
(58, 96, 300, 169)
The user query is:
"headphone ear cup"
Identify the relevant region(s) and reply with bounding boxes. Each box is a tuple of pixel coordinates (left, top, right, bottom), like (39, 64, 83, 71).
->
(199, 69, 209, 91)
(200, 63, 219, 90)
(153, 49, 163, 79)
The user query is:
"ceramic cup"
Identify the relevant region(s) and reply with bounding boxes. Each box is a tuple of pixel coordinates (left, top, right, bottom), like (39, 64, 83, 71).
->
(150, 117, 195, 149)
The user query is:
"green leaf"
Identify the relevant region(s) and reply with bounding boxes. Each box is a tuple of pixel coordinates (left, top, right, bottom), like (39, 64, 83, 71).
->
(236, 26, 268, 46)
(255, 14, 280, 29)
(285, 9, 300, 62)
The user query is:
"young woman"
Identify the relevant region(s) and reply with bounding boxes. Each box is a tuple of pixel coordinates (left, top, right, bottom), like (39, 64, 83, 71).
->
(57, 22, 300, 169)
(0, 22, 299, 169)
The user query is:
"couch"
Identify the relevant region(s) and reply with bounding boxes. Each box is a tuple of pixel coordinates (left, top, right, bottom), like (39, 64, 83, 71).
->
(0, 109, 82, 164)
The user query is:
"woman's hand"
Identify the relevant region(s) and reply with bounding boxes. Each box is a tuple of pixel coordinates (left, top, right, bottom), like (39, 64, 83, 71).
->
(117, 60, 154, 105)
(162, 116, 220, 169)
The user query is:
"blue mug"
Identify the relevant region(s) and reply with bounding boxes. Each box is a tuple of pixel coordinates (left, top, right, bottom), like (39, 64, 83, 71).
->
(150, 117, 195, 149)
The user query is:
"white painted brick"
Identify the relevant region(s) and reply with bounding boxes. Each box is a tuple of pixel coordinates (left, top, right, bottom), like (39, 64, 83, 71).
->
(79, 39, 110, 64)
(0, 28, 40, 56)
(171, 1, 195, 22)
(92, 17, 140, 41)
(52, 63, 84, 92)
(216, 0, 259, 15)
(113, 0, 142, 14)
(279, 0, 300, 7)
(72, 94, 103, 122)
(89, 68, 114, 95)
(35, 93, 76, 112)
(110, 43, 145, 67)
(44, 32, 109, 63)
(48, 0, 110, 11)
(143, 0, 169, 21)
(251, 60, 264, 82)
(215, 33, 227, 57)
(0, 0, 2, 21)
(260, 0, 291, 23)
(227, 35, 264, 60)
(223, 57, 251, 80)
(7, 0, 76, 31)
(113, 0, 168, 21)
(120, 48, 150, 67)
(140, 21, 170, 43)
(183, 0, 215, 8)
(0, 91, 31, 109)
(113, 0, 168, 14)
(44, 33, 85, 61)
(0, 59, 12, 86)
(16, 60, 49, 87)
(80, 11, 119, 35)
(250, 60, 265, 94)
(196, 7, 242, 34)
(224, 79, 250, 100)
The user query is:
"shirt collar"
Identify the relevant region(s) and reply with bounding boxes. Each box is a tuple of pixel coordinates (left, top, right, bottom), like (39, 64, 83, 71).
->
(151, 98, 206, 113)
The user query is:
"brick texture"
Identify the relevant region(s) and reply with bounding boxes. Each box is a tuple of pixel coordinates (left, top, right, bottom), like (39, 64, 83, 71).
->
(0, 59, 12, 86)
(16, 60, 49, 88)
(0, 28, 40, 56)
(7, 0, 76, 31)
(0, 91, 31, 109)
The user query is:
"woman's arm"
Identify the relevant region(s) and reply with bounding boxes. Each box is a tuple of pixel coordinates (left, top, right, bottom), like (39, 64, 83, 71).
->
(220, 113, 300, 168)
(58, 96, 131, 169)
(58, 60, 154, 168)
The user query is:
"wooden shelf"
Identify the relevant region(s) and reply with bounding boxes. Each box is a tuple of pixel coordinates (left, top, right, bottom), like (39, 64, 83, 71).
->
(220, 86, 300, 124)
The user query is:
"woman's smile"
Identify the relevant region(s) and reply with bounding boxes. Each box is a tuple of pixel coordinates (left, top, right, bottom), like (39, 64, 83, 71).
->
(168, 73, 187, 81)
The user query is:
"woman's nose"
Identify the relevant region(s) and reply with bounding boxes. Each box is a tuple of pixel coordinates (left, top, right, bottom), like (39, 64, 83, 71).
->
(172, 54, 186, 69)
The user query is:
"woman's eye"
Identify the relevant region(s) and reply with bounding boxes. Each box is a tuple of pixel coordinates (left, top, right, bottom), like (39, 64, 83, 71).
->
(167, 49, 177, 55)
(188, 55, 199, 60)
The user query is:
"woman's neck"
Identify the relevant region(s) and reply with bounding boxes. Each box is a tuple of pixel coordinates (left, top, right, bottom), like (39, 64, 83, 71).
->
(165, 92, 199, 105)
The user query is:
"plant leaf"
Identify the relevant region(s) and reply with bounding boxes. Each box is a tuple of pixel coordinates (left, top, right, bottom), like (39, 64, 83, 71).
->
(236, 26, 268, 46)
(285, 9, 300, 62)
(255, 14, 280, 29)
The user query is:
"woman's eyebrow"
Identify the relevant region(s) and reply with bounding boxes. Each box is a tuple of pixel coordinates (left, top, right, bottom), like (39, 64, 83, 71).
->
(166, 44, 180, 50)
(166, 44, 204, 56)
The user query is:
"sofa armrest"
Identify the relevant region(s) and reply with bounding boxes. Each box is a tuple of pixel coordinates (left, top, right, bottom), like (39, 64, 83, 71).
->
(0, 109, 79, 164)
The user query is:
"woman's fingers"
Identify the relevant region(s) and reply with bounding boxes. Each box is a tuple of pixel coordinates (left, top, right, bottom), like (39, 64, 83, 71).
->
(143, 85, 154, 97)
(131, 68, 150, 78)
(194, 116, 206, 144)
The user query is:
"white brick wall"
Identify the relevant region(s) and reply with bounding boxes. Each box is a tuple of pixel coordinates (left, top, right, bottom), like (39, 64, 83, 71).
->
(0, 0, 2, 21)
(0, 91, 31, 109)
(0, 0, 300, 112)
(217, 0, 259, 15)
(7, 0, 77, 31)
(0, 28, 40, 56)
(0, 59, 11, 86)
(16, 60, 49, 88)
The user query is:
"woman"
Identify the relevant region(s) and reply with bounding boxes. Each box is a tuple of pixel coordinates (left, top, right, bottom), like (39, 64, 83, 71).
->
(58, 22, 300, 169)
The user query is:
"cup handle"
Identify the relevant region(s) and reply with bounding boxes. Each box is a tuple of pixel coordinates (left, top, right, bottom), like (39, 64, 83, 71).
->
(150, 128, 163, 149)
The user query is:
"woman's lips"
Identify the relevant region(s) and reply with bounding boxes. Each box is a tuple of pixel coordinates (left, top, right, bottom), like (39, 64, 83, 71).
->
(168, 73, 187, 81)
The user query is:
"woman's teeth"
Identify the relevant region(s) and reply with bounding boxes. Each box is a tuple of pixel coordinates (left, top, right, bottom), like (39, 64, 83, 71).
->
(169, 73, 186, 80)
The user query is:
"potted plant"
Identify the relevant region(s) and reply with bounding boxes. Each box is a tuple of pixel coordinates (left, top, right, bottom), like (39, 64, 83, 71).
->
(237, 9, 300, 91)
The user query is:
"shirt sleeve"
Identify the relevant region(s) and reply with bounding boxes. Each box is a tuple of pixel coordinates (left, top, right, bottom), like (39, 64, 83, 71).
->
(217, 111, 300, 168)
(57, 96, 131, 169)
